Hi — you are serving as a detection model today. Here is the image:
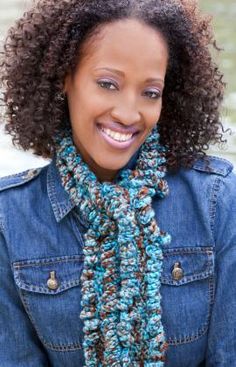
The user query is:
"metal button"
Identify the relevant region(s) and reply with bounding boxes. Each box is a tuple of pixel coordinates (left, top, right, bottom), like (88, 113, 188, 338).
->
(47, 271, 59, 290)
(172, 262, 184, 281)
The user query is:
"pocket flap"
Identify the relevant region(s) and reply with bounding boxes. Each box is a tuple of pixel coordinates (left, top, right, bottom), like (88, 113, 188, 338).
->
(13, 255, 84, 294)
(161, 247, 214, 286)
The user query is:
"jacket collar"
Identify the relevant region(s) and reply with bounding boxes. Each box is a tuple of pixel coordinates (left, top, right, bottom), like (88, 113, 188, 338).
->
(47, 158, 76, 222)
(47, 150, 140, 223)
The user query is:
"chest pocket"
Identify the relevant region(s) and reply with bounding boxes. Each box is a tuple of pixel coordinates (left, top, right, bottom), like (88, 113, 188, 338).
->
(160, 246, 214, 345)
(13, 255, 84, 351)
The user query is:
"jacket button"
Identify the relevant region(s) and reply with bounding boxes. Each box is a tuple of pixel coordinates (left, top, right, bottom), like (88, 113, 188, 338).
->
(172, 262, 184, 281)
(47, 271, 59, 290)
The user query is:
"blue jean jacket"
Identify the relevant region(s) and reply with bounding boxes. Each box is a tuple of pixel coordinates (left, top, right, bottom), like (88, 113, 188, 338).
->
(0, 155, 236, 367)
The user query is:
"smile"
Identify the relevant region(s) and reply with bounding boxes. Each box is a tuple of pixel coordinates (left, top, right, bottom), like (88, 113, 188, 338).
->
(101, 127, 133, 142)
(97, 123, 139, 150)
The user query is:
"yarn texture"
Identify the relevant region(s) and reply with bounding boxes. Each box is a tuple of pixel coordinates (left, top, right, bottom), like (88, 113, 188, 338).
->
(56, 127, 171, 366)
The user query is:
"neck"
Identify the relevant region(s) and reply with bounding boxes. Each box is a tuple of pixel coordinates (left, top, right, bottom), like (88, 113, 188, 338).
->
(72, 135, 118, 182)
(89, 163, 118, 182)
(78, 150, 118, 182)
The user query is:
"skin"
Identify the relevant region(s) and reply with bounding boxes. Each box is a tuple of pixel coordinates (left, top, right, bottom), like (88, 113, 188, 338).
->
(64, 18, 169, 181)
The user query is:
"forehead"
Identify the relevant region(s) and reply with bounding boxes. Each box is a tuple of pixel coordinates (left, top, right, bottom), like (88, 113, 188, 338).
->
(78, 18, 169, 74)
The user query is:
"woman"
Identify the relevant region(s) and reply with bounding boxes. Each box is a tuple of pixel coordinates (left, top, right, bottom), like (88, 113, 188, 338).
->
(0, 0, 235, 366)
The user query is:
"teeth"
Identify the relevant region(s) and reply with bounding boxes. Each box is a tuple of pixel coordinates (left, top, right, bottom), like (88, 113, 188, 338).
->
(102, 127, 133, 142)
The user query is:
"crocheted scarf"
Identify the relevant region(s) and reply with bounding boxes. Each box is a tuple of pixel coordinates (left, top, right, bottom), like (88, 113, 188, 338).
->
(56, 127, 171, 367)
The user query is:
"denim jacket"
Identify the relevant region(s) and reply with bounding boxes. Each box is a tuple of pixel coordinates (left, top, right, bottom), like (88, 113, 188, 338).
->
(0, 155, 236, 367)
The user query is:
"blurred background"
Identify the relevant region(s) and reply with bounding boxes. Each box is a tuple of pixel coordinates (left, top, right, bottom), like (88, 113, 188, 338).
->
(0, 0, 235, 176)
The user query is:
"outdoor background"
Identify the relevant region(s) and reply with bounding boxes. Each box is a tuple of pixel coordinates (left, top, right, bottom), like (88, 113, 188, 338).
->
(0, 0, 235, 176)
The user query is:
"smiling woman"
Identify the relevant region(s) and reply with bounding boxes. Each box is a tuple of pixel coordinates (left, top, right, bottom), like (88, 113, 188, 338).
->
(64, 19, 168, 180)
(0, 1, 236, 367)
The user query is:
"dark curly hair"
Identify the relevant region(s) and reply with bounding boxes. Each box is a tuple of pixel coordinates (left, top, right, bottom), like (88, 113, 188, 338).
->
(0, 0, 226, 168)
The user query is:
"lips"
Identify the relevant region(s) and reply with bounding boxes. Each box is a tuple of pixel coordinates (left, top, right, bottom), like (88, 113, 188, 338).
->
(96, 121, 140, 135)
(96, 122, 140, 149)
(101, 126, 133, 142)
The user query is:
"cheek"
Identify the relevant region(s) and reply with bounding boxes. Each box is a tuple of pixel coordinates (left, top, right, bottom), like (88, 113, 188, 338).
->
(145, 102, 162, 128)
(79, 88, 111, 122)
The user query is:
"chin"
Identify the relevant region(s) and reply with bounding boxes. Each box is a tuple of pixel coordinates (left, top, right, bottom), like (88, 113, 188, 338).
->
(96, 155, 131, 171)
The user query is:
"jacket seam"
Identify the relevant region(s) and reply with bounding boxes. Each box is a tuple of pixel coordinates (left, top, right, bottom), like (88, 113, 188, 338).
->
(0, 168, 43, 192)
(47, 164, 76, 222)
(161, 247, 214, 285)
(209, 176, 222, 242)
(0, 211, 6, 233)
(14, 277, 82, 294)
(70, 210, 89, 246)
(47, 167, 60, 221)
(0, 169, 30, 181)
(13, 255, 84, 268)
(0, 219, 5, 232)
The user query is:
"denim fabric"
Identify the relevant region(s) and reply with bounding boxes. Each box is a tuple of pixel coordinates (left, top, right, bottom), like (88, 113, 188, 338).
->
(0, 155, 236, 367)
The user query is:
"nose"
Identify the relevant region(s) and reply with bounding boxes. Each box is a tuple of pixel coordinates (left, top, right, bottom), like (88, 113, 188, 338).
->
(110, 96, 141, 126)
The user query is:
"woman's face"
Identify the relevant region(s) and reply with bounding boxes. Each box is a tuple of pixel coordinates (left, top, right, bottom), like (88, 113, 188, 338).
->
(64, 18, 168, 181)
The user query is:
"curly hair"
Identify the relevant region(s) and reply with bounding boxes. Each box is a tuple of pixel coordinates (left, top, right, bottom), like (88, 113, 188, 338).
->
(0, 0, 226, 168)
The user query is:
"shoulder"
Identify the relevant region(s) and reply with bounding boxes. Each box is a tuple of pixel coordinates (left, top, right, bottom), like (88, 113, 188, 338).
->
(0, 166, 49, 221)
(191, 155, 234, 178)
(187, 156, 236, 239)
(190, 155, 236, 200)
(0, 165, 50, 231)
(166, 155, 236, 216)
(192, 157, 236, 248)
(0, 167, 46, 193)
(164, 155, 236, 246)
(167, 155, 235, 189)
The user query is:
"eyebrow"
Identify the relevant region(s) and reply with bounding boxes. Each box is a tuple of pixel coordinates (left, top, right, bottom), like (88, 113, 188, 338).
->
(94, 67, 164, 84)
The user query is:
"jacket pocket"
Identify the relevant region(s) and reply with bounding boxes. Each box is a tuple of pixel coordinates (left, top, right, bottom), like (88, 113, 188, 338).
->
(13, 255, 84, 351)
(160, 246, 214, 345)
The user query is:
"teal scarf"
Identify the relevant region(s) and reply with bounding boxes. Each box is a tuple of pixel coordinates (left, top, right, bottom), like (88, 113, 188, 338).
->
(56, 127, 171, 367)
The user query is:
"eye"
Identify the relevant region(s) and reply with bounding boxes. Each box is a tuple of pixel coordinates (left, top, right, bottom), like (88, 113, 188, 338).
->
(144, 89, 162, 100)
(97, 79, 118, 90)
